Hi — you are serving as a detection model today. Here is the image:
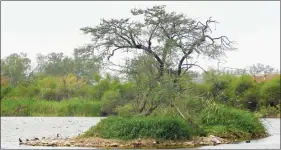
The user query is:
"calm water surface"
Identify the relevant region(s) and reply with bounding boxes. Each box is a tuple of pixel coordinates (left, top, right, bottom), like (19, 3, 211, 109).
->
(1, 117, 280, 149)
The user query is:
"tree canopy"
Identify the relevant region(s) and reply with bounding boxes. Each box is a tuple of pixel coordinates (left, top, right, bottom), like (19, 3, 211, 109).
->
(81, 5, 236, 80)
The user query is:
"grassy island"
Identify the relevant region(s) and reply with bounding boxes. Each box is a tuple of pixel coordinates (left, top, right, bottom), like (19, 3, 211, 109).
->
(22, 104, 267, 148)
(1, 4, 279, 149)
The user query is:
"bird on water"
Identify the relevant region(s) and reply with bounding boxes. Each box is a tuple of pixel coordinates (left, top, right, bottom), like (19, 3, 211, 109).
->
(19, 138, 23, 145)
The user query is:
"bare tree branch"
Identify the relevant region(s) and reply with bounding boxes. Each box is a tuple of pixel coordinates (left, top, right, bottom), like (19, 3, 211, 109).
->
(182, 63, 208, 74)
(147, 23, 160, 50)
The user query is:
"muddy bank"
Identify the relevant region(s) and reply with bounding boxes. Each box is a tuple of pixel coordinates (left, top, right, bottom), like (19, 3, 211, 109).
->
(22, 135, 232, 148)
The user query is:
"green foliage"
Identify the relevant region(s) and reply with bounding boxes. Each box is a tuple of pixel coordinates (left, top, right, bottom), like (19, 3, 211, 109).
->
(25, 85, 41, 97)
(41, 89, 59, 101)
(199, 73, 276, 112)
(199, 104, 267, 139)
(100, 90, 121, 115)
(35, 52, 101, 78)
(81, 116, 193, 141)
(1, 3, 277, 141)
(6, 86, 29, 97)
(1, 97, 101, 116)
(1, 86, 13, 99)
(226, 75, 256, 108)
(115, 104, 135, 117)
(1, 71, 137, 117)
(233, 75, 255, 95)
(192, 83, 210, 97)
(1, 53, 31, 86)
(241, 87, 260, 111)
(257, 104, 280, 118)
(58, 99, 101, 116)
(92, 79, 111, 100)
(202, 73, 236, 99)
(99, 81, 137, 116)
(260, 76, 280, 106)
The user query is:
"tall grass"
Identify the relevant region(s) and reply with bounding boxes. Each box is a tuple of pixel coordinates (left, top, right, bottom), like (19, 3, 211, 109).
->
(81, 116, 193, 141)
(1, 97, 101, 116)
(199, 104, 267, 139)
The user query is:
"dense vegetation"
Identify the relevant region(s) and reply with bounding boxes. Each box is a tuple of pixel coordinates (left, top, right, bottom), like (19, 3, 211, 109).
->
(81, 104, 267, 141)
(1, 66, 279, 117)
(1, 98, 101, 116)
(1, 5, 279, 142)
(199, 105, 267, 139)
(82, 116, 194, 141)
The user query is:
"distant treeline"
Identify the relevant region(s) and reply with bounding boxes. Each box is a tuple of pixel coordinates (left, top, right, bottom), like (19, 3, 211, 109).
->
(1, 52, 280, 117)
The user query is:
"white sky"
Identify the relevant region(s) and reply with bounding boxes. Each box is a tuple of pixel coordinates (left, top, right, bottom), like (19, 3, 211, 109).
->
(1, 1, 280, 72)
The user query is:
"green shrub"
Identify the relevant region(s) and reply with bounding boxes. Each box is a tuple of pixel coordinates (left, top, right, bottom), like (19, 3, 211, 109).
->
(210, 75, 257, 108)
(241, 87, 260, 111)
(115, 104, 135, 117)
(118, 82, 137, 100)
(203, 74, 234, 97)
(1, 97, 32, 116)
(260, 76, 280, 107)
(60, 99, 101, 116)
(258, 104, 280, 117)
(1, 86, 13, 99)
(192, 83, 210, 97)
(26, 85, 41, 97)
(199, 104, 267, 139)
(92, 79, 111, 99)
(6, 86, 29, 97)
(81, 116, 193, 141)
(233, 75, 255, 95)
(41, 89, 59, 101)
(29, 100, 61, 116)
(73, 85, 91, 98)
(1, 97, 101, 117)
(100, 90, 121, 116)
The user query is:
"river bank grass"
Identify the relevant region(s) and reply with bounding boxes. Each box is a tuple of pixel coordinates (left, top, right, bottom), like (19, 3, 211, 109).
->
(1, 97, 279, 119)
(1, 98, 101, 116)
(199, 105, 267, 140)
(81, 116, 194, 141)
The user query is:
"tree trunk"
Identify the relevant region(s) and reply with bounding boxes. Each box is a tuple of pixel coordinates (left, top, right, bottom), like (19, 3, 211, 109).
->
(139, 100, 147, 113)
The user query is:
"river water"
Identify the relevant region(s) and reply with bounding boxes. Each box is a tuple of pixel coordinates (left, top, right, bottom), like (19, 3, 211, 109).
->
(1, 117, 280, 149)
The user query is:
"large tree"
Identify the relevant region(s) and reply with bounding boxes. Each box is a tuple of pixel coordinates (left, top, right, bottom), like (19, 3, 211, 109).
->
(34, 48, 101, 83)
(73, 45, 102, 83)
(1, 53, 31, 86)
(35, 52, 74, 76)
(80, 5, 236, 116)
(81, 5, 235, 78)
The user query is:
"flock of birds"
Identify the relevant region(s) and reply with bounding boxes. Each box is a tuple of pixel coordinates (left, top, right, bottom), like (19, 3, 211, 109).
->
(17, 118, 86, 146)
(19, 133, 66, 145)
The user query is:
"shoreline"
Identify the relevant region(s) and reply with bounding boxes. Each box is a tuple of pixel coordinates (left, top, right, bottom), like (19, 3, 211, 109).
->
(5, 117, 277, 149)
(22, 135, 234, 148)
(7, 116, 276, 148)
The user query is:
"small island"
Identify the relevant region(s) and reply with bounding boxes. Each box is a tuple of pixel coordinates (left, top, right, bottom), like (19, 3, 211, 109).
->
(1, 4, 280, 149)
(22, 104, 268, 148)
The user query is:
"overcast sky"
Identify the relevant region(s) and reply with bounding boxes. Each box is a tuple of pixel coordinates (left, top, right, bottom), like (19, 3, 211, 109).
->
(1, 1, 280, 72)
